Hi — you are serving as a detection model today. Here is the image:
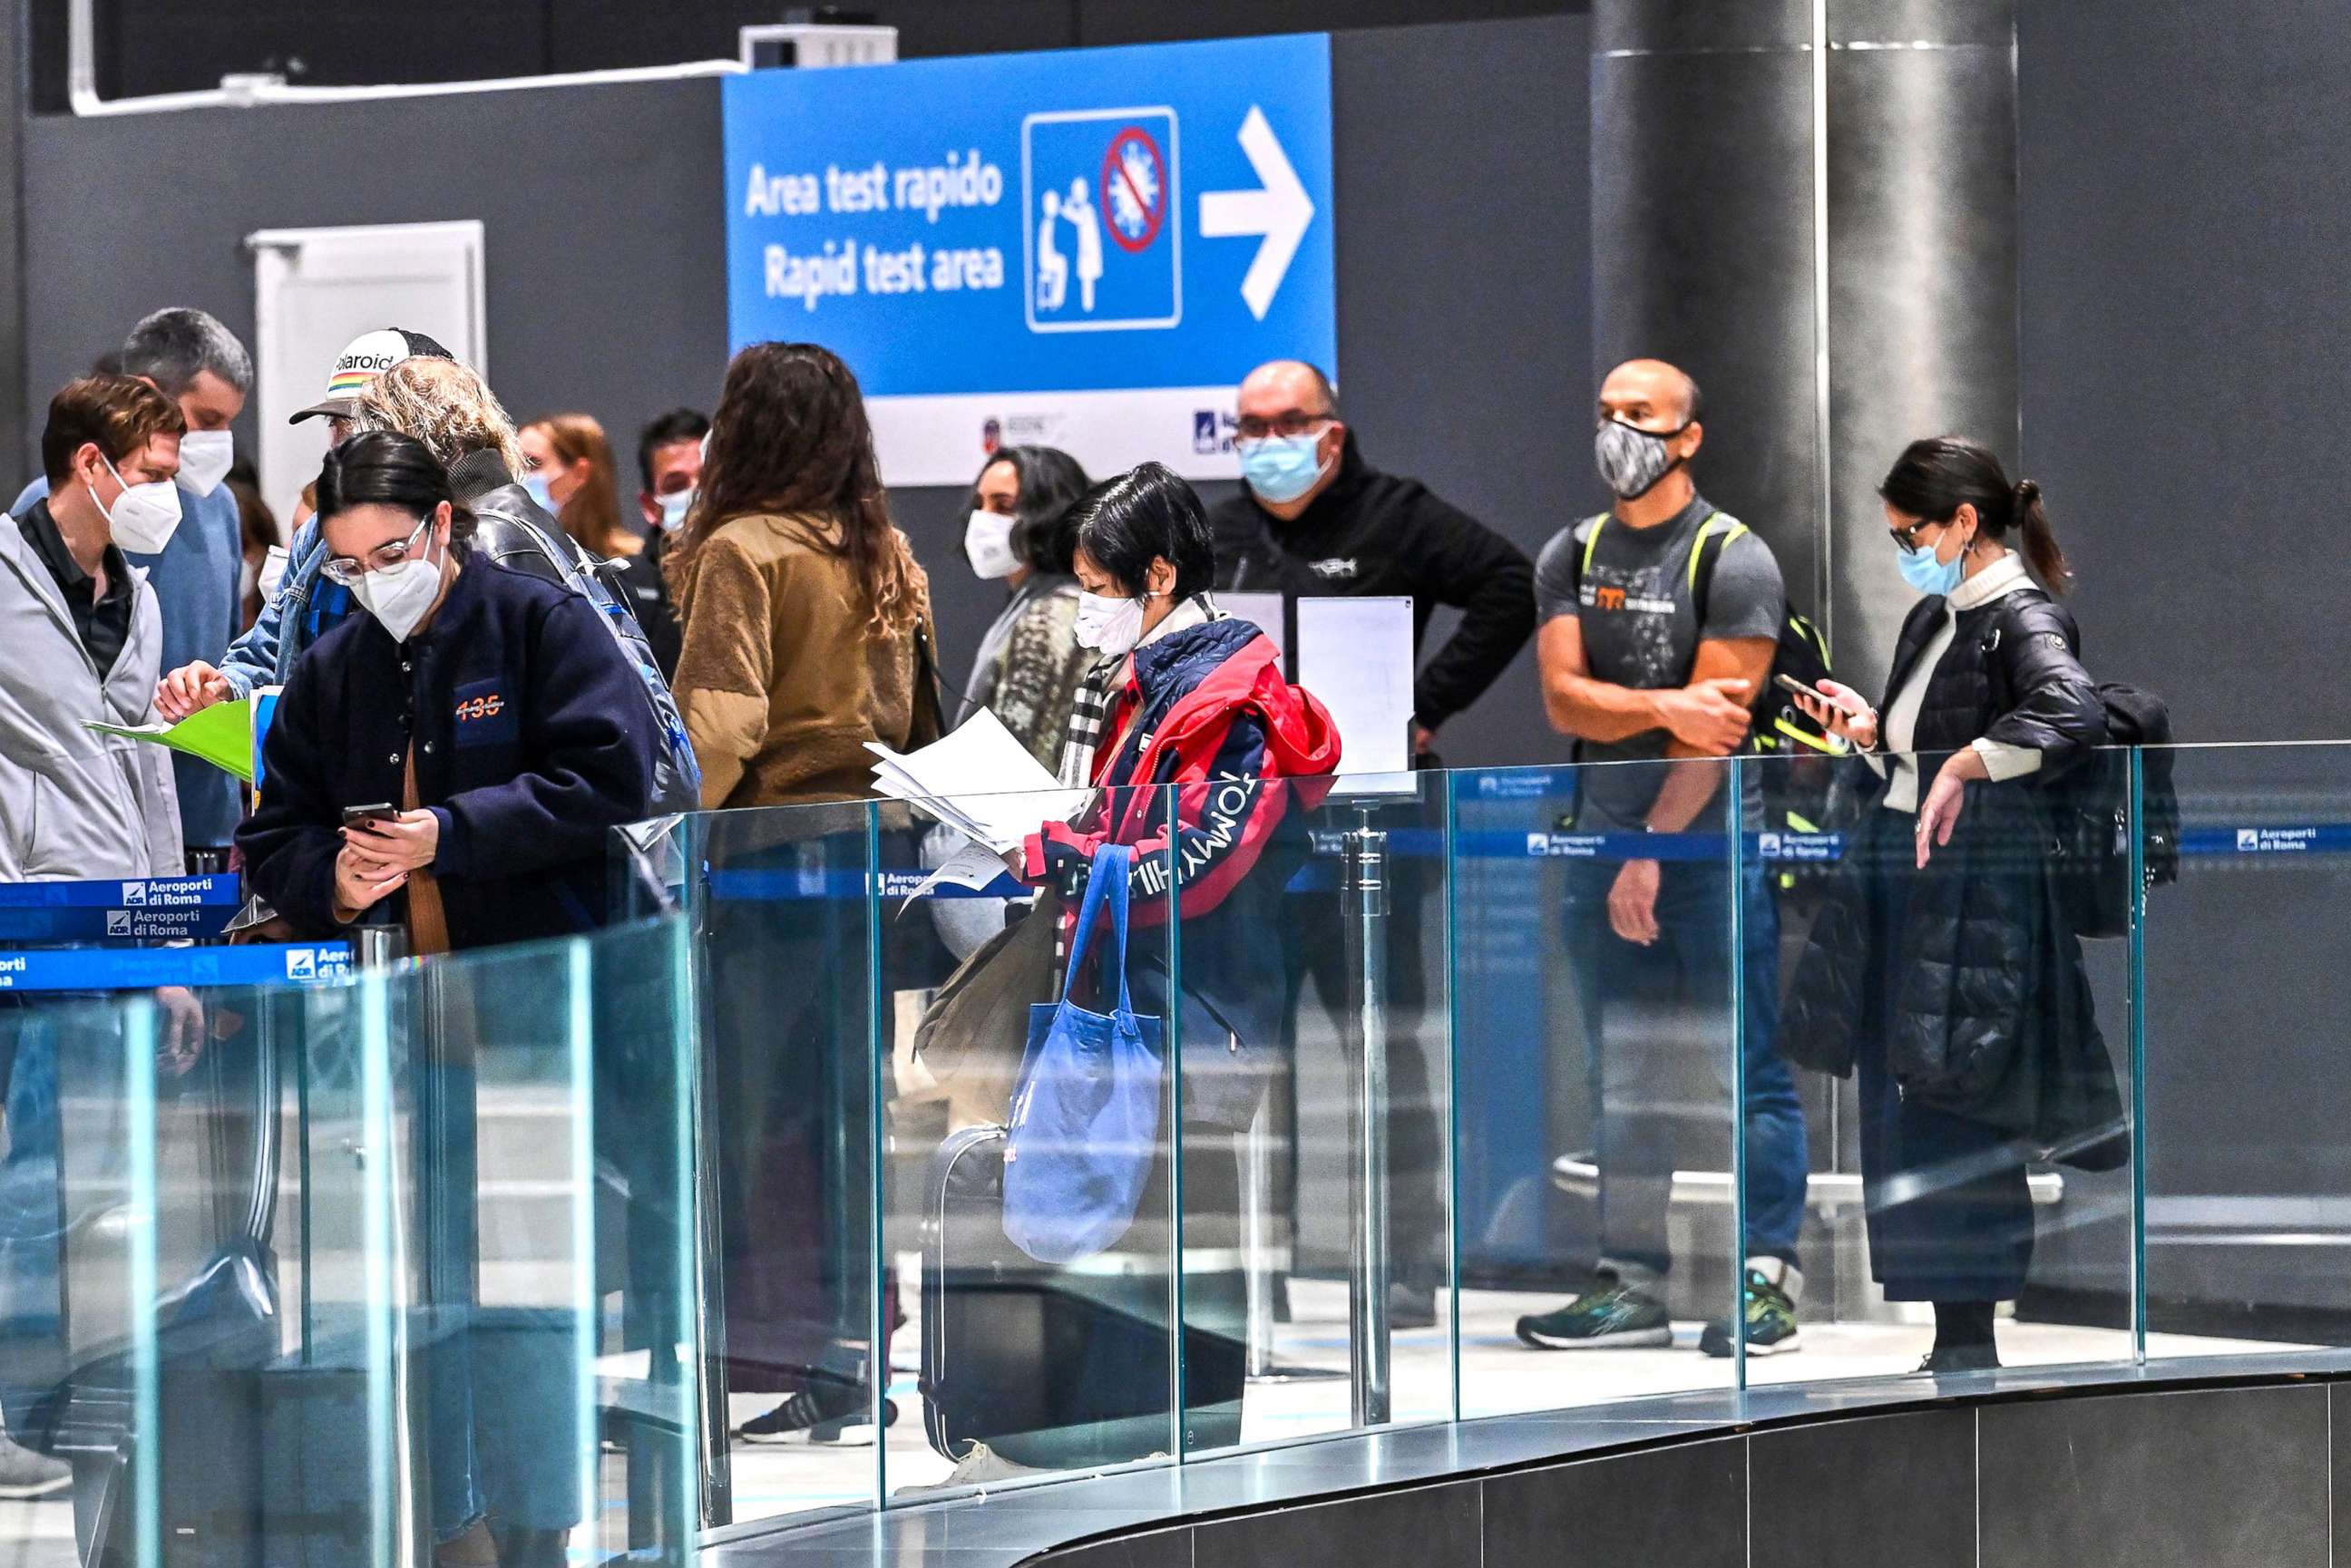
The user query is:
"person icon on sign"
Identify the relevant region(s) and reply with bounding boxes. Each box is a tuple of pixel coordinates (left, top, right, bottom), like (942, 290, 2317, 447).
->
(1036, 189, 1068, 313)
(1065, 176, 1103, 313)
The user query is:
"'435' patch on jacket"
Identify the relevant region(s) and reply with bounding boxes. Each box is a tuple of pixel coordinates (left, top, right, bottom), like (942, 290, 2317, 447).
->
(1022, 616, 1341, 1128)
(239, 557, 661, 950)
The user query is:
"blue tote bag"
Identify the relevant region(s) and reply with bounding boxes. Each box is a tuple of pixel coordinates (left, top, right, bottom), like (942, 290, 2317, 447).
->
(1001, 843, 1166, 1264)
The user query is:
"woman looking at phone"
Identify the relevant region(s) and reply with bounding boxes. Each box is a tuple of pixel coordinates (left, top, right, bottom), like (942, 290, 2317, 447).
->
(239, 430, 660, 952)
(237, 431, 663, 1565)
(1780, 436, 2118, 1374)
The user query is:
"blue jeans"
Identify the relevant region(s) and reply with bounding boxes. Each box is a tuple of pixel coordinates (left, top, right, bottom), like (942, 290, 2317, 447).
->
(1562, 860, 1807, 1280)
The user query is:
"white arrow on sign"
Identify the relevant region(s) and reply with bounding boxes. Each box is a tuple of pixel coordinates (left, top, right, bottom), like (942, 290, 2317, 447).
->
(1197, 105, 1316, 322)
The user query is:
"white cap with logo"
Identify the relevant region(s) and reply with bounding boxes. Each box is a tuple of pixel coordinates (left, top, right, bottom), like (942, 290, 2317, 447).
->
(287, 326, 455, 425)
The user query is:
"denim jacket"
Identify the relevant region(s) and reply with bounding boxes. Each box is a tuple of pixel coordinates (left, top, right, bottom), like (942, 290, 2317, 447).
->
(219, 520, 337, 698)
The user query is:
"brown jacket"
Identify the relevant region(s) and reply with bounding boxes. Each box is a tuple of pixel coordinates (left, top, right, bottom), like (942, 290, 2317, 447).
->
(673, 511, 937, 808)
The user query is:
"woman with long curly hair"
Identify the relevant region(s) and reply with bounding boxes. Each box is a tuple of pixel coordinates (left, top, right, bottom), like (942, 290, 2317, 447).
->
(669, 341, 936, 805)
(669, 343, 942, 1446)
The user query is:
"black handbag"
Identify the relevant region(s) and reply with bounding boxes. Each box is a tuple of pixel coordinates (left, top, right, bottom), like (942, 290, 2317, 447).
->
(1984, 599, 2178, 940)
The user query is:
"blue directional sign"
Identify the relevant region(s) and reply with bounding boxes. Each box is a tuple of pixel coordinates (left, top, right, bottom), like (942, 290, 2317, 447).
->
(723, 34, 1336, 484)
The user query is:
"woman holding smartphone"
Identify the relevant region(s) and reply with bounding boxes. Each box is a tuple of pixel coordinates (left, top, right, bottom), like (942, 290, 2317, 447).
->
(239, 431, 660, 1565)
(239, 428, 661, 954)
(1781, 436, 2119, 1374)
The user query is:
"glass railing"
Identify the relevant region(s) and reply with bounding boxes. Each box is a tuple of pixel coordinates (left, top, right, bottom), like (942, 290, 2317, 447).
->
(623, 738, 2335, 1535)
(0, 913, 700, 1566)
(2138, 742, 2351, 1361)
(4, 739, 2346, 1557)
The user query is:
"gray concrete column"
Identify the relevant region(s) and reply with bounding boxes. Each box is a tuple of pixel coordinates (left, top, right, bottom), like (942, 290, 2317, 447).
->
(1592, 0, 2019, 695)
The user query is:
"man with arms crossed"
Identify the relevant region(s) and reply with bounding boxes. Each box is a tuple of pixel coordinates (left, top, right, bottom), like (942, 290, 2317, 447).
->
(1518, 358, 1810, 1359)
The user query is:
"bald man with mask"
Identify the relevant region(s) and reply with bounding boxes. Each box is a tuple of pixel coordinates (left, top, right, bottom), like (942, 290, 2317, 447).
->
(1207, 359, 1535, 756)
(1518, 357, 1810, 1360)
(1206, 358, 1534, 1329)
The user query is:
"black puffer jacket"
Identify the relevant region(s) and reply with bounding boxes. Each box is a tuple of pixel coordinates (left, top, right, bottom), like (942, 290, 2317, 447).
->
(1783, 583, 2125, 1163)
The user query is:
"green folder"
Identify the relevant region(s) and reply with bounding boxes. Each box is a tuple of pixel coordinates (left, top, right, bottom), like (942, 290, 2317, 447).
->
(84, 698, 255, 784)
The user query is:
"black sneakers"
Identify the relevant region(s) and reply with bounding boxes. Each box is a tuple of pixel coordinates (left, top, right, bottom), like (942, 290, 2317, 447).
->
(737, 1385, 900, 1446)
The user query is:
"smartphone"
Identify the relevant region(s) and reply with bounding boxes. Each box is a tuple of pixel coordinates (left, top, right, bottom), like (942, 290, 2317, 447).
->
(341, 803, 399, 825)
(1774, 672, 1835, 707)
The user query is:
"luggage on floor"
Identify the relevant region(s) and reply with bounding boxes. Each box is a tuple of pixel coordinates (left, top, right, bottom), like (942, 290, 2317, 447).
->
(919, 1123, 1247, 1471)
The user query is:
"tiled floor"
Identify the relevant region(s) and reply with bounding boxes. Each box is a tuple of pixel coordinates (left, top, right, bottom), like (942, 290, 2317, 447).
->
(0, 1495, 71, 1568)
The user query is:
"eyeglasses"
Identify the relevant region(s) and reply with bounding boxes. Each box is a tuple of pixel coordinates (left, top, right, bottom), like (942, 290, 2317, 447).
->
(320, 514, 433, 586)
(1234, 410, 1333, 442)
(1888, 517, 1945, 552)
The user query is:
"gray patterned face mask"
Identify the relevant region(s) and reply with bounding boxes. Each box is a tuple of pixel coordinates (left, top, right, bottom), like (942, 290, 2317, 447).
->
(1595, 417, 1685, 500)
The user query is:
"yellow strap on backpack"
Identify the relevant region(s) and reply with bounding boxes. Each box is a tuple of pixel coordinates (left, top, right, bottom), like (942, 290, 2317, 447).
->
(1578, 510, 1742, 592)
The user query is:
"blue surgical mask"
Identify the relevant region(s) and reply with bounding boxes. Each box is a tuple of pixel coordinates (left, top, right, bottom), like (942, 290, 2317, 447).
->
(1897, 540, 1966, 597)
(1237, 432, 1332, 505)
(522, 472, 557, 512)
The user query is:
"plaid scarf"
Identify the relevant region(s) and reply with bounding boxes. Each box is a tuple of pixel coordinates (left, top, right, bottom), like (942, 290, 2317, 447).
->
(1055, 593, 1222, 789)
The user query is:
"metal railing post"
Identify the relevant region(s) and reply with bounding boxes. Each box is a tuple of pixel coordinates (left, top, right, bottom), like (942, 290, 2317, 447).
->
(1342, 803, 1391, 1427)
(355, 925, 407, 970)
(1243, 1099, 1278, 1378)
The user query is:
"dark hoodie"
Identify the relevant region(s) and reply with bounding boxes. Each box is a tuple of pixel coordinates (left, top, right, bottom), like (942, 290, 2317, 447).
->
(1023, 616, 1341, 1127)
(1205, 432, 1536, 733)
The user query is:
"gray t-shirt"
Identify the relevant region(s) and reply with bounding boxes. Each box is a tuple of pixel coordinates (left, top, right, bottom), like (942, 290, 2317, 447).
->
(1533, 493, 1784, 832)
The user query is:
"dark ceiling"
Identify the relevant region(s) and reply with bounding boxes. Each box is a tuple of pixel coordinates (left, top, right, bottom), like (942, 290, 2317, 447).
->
(32, 0, 1585, 112)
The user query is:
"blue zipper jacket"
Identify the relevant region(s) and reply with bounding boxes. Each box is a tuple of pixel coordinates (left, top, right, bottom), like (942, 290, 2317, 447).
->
(219, 518, 347, 698)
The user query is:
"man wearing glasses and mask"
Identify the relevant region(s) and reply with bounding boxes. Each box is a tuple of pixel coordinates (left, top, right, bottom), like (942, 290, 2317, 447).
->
(1204, 358, 1533, 1331)
(1206, 358, 1534, 760)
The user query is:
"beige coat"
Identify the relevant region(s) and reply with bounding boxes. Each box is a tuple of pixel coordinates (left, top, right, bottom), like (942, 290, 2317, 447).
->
(672, 511, 936, 809)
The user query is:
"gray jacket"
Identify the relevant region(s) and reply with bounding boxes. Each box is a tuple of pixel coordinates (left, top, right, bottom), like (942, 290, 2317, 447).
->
(0, 517, 182, 880)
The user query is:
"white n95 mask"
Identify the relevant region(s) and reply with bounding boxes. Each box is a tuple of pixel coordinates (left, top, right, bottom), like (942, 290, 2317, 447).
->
(1073, 589, 1155, 656)
(98, 455, 184, 555)
(175, 431, 235, 498)
(348, 519, 445, 642)
(964, 510, 1019, 579)
(255, 544, 290, 602)
(657, 487, 696, 533)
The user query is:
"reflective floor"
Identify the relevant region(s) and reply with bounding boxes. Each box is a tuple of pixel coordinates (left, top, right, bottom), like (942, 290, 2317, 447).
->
(0, 1497, 70, 1568)
(709, 1262, 2307, 1520)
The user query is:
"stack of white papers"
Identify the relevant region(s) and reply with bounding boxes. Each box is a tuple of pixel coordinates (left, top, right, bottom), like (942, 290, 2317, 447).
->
(868, 709, 1089, 891)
